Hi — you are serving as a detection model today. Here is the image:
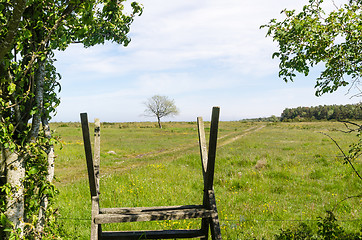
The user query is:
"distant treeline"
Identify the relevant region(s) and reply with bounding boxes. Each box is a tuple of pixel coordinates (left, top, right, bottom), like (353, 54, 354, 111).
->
(281, 103, 362, 121)
(241, 115, 280, 122)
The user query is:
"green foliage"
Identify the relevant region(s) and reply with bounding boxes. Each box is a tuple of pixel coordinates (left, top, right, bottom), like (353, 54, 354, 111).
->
(261, 2, 362, 238)
(281, 103, 362, 121)
(262, 0, 362, 96)
(0, 0, 143, 238)
(275, 211, 362, 239)
(242, 115, 281, 122)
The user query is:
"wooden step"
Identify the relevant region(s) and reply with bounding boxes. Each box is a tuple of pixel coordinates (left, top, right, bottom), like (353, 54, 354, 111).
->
(100, 205, 204, 214)
(101, 229, 206, 239)
(95, 205, 216, 224)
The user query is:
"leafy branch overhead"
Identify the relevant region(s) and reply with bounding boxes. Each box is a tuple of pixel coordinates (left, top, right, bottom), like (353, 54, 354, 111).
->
(261, 0, 362, 96)
(264, 1, 362, 237)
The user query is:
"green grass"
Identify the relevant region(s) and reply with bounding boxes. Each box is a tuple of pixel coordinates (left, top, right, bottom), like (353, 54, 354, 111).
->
(52, 121, 362, 239)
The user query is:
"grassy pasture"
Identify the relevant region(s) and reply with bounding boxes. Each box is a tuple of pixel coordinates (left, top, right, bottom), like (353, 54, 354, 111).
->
(52, 121, 362, 239)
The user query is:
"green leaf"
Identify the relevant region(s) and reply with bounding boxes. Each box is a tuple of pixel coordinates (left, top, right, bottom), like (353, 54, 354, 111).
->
(7, 83, 16, 95)
(28, 167, 38, 175)
(40, 54, 47, 61)
(8, 123, 13, 133)
(29, 109, 37, 115)
(24, 29, 32, 39)
(0, 213, 7, 225)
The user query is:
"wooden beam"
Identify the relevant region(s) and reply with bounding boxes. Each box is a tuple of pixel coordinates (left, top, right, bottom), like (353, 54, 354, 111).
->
(101, 229, 205, 239)
(201, 107, 220, 239)
(94, 208, 216, 224)
(100, 205, 205, 214)
(91, 196, 100, 240)
(208, 190, 222, 240)
(94, 118, 101, 195)
(197, 116, 210, 240)
(205, 107, 220, 191)
(80, 113, 97, 197)
(197, 117, 208, 178)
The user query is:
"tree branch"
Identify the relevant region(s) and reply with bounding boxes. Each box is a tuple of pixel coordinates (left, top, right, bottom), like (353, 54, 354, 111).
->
(338, 120, 362, 133)
(320, 132, 362, 181)
(332, 194, 362, 212)
(0, 0, 28, 60)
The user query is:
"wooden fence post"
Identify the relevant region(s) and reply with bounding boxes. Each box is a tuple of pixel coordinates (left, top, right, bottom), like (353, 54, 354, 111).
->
(94, 118, 101, 195)
(80, 113, 100, 240)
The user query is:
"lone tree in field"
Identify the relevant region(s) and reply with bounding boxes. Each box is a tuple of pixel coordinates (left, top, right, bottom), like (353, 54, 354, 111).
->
(144, 95, 179, 128)
(0, 0, 142, 238)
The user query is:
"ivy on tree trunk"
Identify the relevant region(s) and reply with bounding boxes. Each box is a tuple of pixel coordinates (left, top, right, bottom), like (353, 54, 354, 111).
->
(0, 0, 143, 238)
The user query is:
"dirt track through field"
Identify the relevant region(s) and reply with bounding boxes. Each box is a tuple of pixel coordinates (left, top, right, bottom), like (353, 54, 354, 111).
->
(218, 125, 266, 147)
(130, 124, 266, 160)
(100, 124, 266, 176)
(58, 124, 266, 184)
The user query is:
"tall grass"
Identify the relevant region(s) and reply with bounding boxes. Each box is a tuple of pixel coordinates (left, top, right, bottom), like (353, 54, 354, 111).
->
(52, 121, 361, 239)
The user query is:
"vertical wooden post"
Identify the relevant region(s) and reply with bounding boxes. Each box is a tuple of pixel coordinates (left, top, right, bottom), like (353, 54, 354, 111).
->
(197, 117, 208, 177)
(80, 113, 97, 197)
(197, 116, 209, 240)
(80, 113, 99, 240)
(91, 196, 100, 240)
(205, 107, 219, 192)
(208, 190, 222, 240)
(94, 118, 101, 195)
(201, 107, 222, 240)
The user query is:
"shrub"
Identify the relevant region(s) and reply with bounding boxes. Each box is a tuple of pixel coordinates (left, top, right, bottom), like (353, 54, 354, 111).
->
(275, 211, 362, 240)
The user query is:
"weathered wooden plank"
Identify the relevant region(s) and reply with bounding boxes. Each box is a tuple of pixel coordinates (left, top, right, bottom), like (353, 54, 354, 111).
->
(197, 116, 210, 240)
(201, 107, 220, 240)
(208, 190, 222, 240)
(94, 118, 101, 195)
(100, 205, 204, 214)
(94, 209, 216, 224)
(197, 117, 208, 177)
(205, 107, 220, 191)
(101, 229, 205, 239)
(91, 196, 100, 240)
(200, 219, 209, 240)
(80, 113, 98, 197)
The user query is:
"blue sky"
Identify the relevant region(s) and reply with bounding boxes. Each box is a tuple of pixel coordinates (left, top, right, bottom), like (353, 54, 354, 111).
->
(53, 0, 357, 122)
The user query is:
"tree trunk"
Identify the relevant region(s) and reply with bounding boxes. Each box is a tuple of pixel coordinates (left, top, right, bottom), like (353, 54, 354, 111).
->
(4, 149, 25, 237)
(0, 145, 5, 180)
(29, 61, 45, 142)
(32, 61, 51, 236)
(36, 115, 55, 236)
(157, 117, 162, 129)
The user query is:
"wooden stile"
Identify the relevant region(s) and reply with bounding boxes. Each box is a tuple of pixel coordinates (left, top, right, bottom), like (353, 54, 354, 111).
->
(80, 107, 222, 240)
